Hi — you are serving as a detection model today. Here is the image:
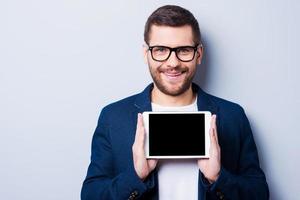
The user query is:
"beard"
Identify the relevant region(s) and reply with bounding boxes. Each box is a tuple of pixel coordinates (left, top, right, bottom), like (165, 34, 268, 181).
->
(149, 64, 196, 96)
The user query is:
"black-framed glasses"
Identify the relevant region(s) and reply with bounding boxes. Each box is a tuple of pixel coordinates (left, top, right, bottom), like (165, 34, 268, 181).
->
(148, 44, 199, 62)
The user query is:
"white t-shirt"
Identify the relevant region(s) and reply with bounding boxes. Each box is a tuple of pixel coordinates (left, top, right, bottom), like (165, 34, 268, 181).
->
(151, 98, 199, 200)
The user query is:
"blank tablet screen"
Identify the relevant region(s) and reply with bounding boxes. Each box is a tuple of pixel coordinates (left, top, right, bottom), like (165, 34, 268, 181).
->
(148, 113, 205, 156)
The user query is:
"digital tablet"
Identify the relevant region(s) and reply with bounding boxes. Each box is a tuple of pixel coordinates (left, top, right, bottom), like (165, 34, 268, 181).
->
(142, 111, 211, 159)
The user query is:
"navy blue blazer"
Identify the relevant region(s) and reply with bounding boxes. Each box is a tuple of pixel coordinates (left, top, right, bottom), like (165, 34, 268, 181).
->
(81, 83, 269, 200)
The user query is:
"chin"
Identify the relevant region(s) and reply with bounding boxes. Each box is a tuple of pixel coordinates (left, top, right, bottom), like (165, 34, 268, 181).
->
(156, 82, 191, 96)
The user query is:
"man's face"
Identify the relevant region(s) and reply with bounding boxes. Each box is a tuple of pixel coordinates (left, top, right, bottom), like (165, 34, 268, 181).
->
(144, 25, 203, 96)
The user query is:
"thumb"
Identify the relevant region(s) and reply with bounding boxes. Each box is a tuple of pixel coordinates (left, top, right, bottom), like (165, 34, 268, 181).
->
(148, 159, 158, 171)
(136, 113, 146, 146)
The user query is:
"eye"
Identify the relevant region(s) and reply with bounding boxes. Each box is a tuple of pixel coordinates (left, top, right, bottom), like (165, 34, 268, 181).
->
(177, 47, 193, 54)
(153, 47, 168, 54)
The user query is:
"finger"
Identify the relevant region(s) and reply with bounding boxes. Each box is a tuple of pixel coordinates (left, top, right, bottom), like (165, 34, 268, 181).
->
(134, 113, 140, 142)
(148, 159, 158, 171)
(135, 113, 146, 148)
(209, 115, 218, 148)
(209, 129, 216, 148)
(211, 114, 216, 130)
(212, 115, 219, 146)
(135, 113, 143, 139)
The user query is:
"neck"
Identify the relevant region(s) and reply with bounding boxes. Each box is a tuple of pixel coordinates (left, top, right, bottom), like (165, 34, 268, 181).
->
(151, 85, 196, 107)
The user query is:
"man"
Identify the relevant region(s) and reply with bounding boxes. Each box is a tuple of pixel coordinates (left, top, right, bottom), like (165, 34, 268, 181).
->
(81, 5, 269, 200)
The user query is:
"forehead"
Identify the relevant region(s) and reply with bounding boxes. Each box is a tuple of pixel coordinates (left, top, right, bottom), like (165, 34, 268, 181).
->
(148, 25, 194, 47)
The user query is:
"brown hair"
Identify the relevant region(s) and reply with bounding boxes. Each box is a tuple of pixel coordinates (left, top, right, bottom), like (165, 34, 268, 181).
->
(144, 5, 201, 45)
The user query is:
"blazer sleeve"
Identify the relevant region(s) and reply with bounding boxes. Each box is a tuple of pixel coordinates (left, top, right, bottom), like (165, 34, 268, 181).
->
(81, 108, 155, 200)
(200, 108, 269, 200)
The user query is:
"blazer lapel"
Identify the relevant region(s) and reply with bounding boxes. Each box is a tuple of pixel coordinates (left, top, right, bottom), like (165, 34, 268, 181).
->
(133, 83, 153, 113)
(193, 83, 219, 115)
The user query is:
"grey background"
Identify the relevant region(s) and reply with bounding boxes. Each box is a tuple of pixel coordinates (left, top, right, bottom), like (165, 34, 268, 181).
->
(0, 0, 299, 199)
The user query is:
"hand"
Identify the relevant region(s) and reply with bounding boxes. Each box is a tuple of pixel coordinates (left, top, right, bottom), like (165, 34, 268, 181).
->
(132, 113, 158, 180)
(197, 114, 221, 183)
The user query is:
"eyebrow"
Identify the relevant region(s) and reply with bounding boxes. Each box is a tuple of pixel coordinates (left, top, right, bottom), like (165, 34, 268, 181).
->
(148, 44, 196, 48)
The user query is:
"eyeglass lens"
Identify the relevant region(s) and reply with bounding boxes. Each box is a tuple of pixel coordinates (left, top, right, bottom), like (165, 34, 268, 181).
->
(150, 46, 197, 62)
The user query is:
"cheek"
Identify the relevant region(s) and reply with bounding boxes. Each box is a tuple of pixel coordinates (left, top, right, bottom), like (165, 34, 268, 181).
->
(148, 60, 162, 72)
(146, 53, 151, 63)
(186, 63, 197, 75)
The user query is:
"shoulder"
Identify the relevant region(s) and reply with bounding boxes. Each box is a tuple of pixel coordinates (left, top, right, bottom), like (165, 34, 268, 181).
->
(104, 94, 138, 112)
(98, 84, 152, 123)
(202, 91, 246, 120)
(202, 91, 252, 140)
(97, 93, 139, 123)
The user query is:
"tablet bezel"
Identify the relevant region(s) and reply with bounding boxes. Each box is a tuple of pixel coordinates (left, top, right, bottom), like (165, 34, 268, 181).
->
(142, 111, 211, 159)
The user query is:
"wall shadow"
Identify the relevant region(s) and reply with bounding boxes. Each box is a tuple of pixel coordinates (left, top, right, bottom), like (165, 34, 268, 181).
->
(193, 38, 211, 89)
(248, 116, 282, 200)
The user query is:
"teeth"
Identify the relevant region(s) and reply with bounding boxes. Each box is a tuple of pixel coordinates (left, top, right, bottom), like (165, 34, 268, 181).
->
(165, 72, 182, 76)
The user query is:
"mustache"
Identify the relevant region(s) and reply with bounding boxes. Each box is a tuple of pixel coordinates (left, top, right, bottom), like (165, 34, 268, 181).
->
(157, 66, 188, 73)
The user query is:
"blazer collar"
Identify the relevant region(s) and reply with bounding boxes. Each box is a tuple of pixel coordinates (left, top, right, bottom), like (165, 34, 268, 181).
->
(134, 83, 219, 115)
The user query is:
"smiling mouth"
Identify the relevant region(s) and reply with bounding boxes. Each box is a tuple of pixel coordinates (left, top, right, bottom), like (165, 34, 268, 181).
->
(162, 70, 186, 81)
(164, 71, 182, 77)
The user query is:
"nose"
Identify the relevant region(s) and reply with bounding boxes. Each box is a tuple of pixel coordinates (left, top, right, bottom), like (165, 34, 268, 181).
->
(166, 51, 180, 68)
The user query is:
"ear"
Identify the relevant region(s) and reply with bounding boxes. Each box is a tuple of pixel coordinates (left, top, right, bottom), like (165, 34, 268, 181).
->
(142, 44, 149, 64)
(196, 45, 204, 65)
